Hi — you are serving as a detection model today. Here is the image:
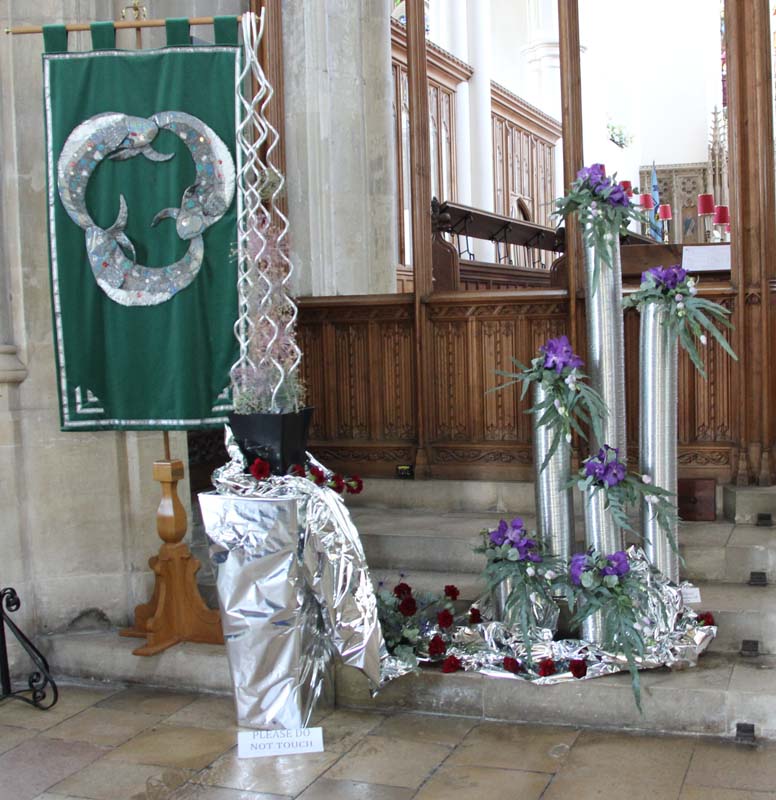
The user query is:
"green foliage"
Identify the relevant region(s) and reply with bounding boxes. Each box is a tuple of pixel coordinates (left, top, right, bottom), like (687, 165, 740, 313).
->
(623, 273, 737, 379)
(490, 355, 608, 472)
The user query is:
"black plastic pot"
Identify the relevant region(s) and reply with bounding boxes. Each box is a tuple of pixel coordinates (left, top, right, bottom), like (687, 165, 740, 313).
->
(228, 407, 314, 475)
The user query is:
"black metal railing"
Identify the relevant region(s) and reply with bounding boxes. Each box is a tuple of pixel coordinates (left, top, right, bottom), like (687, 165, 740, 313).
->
(0, 587, 58, 709)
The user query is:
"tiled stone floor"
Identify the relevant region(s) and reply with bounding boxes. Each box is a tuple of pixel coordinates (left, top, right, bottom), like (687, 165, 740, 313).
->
(2, 685, 776, 800)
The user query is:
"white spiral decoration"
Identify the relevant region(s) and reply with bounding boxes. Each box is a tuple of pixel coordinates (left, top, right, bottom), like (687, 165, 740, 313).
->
(231, 9, 302, 413)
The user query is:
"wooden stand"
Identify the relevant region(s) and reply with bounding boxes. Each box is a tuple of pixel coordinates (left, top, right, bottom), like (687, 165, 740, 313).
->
(120, 458, 223, 656)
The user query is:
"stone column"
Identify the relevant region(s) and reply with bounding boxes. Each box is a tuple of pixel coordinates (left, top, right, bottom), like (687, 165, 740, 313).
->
(466, 0, 495, 260)
(449, 0, 472, 206)
(283, 0, 398, 296)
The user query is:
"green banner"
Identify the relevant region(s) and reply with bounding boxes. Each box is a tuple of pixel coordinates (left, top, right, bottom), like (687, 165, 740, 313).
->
(44, 45, 240, 430)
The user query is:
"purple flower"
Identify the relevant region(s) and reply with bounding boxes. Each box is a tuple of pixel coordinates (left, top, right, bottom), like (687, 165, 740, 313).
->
(576, 163, 611, 195)
(601, 550, 630, 577)
(489, 519, 508, 546)
(540, 335, 584, 374)
(607, 183, 629, 207)
(643, 265, 688, 291)
(570, 553, 589, 586)
(584, 445, 626, 487)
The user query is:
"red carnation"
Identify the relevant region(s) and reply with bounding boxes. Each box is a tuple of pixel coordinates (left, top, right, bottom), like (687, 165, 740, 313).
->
(444, 584, 460, 601)
(309, 466, 326, 486)
(442, 655, 462, 673)
(538, 658, 556, 677)
(428, 634, 447, 657)
(503, 656, 521, 674)
(468, 607, 482, 624)
(329, 474, 346, 494)
(569, 659, 587, 679)
(697, 611, 716, 626)
(437, 609, 454, 629)
(393, 582, 412, 599)
(249, 458, 271, 481)
(398, 596, 417, 617)
(290, 463, 306, 478)
(346, 476, 364, 494)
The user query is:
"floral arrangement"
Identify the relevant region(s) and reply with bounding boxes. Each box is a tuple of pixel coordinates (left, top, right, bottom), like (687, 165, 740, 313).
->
(376, 579, 459, 668)
(476, 517, 565, 664)
(491, 336, 607, 470)
(501, 654, 588, 679)
(566, 548, 652, 708)
(696, 611, 715, 626)
(555, 163, 644, 289)
(247, 457, 363, 495)
(573, 445, 677, 542)
(622, 265, 737, 379)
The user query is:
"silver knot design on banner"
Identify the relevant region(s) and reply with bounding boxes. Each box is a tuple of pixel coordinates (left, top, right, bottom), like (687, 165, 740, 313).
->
(56, 110, 235, 307)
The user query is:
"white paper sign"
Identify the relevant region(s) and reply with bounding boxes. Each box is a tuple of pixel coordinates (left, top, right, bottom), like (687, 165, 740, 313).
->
(681, 245, 731, 273)
(238, 727, 324, 759)
(681, 586, 702, 604)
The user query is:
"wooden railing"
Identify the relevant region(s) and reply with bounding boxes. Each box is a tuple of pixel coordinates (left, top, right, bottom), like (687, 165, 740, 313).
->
(298, 282, 739, 482)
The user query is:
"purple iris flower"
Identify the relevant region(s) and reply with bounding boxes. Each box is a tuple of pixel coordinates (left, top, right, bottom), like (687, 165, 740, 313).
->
(601, 551, 630, 577)
(540, 335, 584, 374)
(576, 163, 611, 195)
(584, 445, 626, 487)
(570, 553, 589, 585)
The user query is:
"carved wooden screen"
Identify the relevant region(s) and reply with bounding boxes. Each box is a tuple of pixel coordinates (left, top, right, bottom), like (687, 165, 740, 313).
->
(391, 63, 456, 267)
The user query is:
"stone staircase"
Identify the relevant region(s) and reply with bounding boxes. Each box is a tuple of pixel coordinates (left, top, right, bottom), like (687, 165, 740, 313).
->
(40, 478, 776, 740)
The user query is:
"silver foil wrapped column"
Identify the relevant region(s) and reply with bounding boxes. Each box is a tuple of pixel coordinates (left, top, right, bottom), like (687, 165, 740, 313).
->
(640, 303, 679, 582)
(581, 488, 617, 643)
(533, 383, 575, 567)
(583, 225, 626, 557)
(584, 225, 627, 457)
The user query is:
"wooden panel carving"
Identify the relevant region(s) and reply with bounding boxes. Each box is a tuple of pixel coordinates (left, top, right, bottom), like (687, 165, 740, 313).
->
(298, 285, 738, 483)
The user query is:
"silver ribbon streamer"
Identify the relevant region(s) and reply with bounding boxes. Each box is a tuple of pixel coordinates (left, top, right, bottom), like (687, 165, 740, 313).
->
(533, 382, 575, 569)
(583, 224, 627, 457)
(640, 303, 679, 582)
(201, 428, 387, 728)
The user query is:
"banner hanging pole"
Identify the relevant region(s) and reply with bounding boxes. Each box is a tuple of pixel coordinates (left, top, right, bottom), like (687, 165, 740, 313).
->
(5, 15, 243, 35)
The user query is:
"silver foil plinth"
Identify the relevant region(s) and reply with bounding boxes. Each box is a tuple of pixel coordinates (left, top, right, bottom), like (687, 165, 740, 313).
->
(581, 488, 622, 644)
(533, 383, 575, 568)
(199, 494, 313, 729)
(583, 225, 627, 456)
(640, 303, 679, 583)
(200, 446, 385, 729)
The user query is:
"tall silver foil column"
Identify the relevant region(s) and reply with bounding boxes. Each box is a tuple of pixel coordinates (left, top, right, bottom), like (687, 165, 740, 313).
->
(533, 383, 575, 567)
(583, 224, 626, 559)
(640, 303, 679, 582)
(582, 225, 626, 644)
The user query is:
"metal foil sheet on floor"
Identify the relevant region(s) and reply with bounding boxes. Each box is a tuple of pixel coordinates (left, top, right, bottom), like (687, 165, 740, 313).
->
(423, 548, 715, 685)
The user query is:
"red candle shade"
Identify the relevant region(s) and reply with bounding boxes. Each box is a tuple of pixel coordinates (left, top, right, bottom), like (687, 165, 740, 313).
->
(697, 193, 715, 215)
(639, 193, 655, 210)
(725, 223, 731, 234)
(657, 204, 672, 221)
(619, 180, 633, 196)
(713, 205, 730, 225)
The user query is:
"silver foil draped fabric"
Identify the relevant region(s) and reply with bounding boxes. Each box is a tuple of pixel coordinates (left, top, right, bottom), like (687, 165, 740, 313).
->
(532, 382, 575, 570)
(640, 303, 680, 583)
(200, 434, 386, 728)
(440, 548, 715, 682)
(490, 578, 560, 633)
(583, 225, 627, 456)
(581, 488, 621, 644)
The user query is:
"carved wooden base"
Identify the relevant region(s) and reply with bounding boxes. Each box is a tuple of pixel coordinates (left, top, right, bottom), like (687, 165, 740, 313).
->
(120, 458, 223, 656)
(120, 542, 222, 656)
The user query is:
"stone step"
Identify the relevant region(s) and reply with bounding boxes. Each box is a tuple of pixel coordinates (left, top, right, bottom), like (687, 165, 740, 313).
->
(723, 485, 776, 524)
(40, 631, 776, 740)
(352, 507, 776, 586)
